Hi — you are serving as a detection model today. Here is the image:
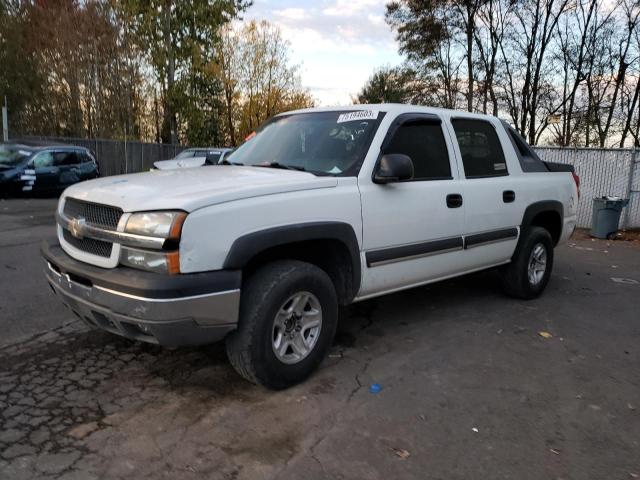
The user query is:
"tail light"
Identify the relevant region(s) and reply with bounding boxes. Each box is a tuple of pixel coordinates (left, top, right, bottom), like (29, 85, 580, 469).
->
(572, 171, 580, 198)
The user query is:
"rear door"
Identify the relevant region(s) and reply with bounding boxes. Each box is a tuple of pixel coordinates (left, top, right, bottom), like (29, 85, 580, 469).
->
(358, 113, 466, 298)
(76, 151, 99, 180)
(53, 150, 81, 189)
(446, 117, 521, 269)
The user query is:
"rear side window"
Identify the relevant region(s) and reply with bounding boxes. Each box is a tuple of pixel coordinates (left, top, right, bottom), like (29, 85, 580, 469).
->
(505, 126, 548, 172)
(384, 121, 452, 180)
(53, 151, 79, 166)
(451, 119, 507, 178)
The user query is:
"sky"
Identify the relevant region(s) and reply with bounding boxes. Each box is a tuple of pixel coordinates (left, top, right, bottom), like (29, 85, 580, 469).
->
(241, 0, 403, 106)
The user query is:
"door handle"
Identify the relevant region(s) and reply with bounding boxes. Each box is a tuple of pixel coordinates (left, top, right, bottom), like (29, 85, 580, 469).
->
(503, 190, 515, 203)
(446, 193, 463, 208)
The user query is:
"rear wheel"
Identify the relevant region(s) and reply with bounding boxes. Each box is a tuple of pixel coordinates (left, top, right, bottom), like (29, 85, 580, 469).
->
(500, 226, 554, 299)
(226, 260, 338, 389)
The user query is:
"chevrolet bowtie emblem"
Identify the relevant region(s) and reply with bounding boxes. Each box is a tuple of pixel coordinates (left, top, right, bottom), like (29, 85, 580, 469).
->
(69, 217, 86, 239)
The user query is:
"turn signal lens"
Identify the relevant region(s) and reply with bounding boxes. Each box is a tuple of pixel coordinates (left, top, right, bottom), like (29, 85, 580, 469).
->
(167, 212, 187, 240)
(120, 247, 180, 274)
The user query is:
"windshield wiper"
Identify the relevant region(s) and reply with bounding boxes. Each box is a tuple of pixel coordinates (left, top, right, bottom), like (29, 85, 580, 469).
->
(252, 162, 306, 172)
(220, 160, 244, 166)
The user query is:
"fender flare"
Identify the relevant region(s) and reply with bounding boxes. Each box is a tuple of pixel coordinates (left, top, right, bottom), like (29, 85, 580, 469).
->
(521, 200, 563, 230)
(223, 221, 362, 296)
(516, 200, 564, 255)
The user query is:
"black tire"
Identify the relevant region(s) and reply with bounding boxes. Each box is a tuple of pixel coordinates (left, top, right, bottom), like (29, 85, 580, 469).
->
(499, 226, 554, 300)
(225, 260, 338, 389)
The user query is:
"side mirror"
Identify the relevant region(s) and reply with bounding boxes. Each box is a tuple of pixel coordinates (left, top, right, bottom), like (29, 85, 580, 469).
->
(373, 154, 414, 184)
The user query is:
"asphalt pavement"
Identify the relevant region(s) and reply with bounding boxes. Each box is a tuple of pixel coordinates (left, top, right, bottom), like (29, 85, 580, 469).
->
(0, 198, 639, 480)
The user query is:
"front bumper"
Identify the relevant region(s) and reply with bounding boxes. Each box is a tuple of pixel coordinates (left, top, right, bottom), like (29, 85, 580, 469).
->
(41, 239, 241, 347)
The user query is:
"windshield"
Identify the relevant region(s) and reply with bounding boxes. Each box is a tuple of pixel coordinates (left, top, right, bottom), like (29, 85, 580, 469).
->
(0, 145, 34, 167)
(175, 149, 198, 159)
(226, 110, 385, 176)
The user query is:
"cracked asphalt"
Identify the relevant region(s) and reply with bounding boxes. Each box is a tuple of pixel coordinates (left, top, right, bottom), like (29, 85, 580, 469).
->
(1, 198, 640, 479)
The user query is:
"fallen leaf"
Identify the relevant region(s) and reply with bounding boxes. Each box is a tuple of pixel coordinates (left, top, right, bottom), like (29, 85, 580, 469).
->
(538, 331, 553, 339)
(391, 448, 410, 459)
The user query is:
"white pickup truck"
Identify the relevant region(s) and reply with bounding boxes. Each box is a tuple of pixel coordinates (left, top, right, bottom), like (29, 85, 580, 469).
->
(42, 105, 579, 389)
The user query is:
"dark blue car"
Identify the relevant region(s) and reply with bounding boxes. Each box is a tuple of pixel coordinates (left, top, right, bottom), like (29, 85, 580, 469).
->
(0, 142, 99, 197)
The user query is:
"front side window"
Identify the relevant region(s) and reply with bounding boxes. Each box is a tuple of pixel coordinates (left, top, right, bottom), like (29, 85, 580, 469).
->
(384, 120, 452, 180)
(452, 119, 507, 178)
(226, 110, 385, 176)
(32, 151, 54, 168)
(205, 152, 221, 164)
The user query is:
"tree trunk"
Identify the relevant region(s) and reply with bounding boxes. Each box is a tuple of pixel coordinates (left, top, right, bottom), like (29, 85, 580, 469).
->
(466, 3, 474, 112)
(162, 0, 177, 144)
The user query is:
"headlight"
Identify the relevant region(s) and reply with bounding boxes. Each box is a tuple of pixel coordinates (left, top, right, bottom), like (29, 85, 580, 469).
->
(120, 246, 180, 274)
(125, 211, 186, 239)
(120, 210, 186, 274)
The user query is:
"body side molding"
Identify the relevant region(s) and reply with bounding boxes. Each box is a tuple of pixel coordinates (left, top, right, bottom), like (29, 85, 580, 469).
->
(365, 237, 463, 267)
(464, 228, 519, 249)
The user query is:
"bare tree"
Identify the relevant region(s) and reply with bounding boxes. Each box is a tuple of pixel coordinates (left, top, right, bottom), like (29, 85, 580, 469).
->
(213, 21, 314, 146)
(474, 0, 512, 115)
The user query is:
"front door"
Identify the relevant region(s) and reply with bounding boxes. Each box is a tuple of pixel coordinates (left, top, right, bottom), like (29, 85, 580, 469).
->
(358, 114, 466, 299)
(30, 151, 57, 193)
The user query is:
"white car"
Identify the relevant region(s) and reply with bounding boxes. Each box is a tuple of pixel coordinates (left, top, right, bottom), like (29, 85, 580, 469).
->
(153, 147, 233, 170)
(42, 104, 579, 389)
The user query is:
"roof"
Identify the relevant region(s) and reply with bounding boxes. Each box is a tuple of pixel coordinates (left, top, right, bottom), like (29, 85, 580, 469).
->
(281, 103, 499, 122)
(2, 140, 90, 151)
(184, 147, 233, 152)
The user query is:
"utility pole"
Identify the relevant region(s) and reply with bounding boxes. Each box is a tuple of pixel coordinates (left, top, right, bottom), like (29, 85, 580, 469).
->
(2, 96, 8, 142)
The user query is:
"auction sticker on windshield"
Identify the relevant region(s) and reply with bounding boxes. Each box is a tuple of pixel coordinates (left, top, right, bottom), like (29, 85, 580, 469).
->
(337, 110, 379, 123)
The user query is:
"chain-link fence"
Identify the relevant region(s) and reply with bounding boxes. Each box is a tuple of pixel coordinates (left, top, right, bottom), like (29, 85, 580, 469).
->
(12, 136, 187, 177)
(533, 147, 640, 229)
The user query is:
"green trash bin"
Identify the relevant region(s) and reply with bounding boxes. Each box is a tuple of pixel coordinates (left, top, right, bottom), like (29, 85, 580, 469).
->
(590, 197, 629, 239)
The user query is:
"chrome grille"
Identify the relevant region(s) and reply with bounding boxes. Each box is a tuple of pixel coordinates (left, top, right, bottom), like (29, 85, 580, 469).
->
(63, 198, 122, 230)
(62, 229, 113, 258)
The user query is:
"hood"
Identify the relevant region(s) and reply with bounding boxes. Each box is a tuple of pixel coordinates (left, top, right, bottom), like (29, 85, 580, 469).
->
(153, 157, 207, 170)
(0, 165, 19, 180)
(62, 166, 338, 212)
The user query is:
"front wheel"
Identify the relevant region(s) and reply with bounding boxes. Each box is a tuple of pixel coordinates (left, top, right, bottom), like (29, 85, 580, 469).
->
(499, 226, 554, 300)
(226, 260, 338, 389)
